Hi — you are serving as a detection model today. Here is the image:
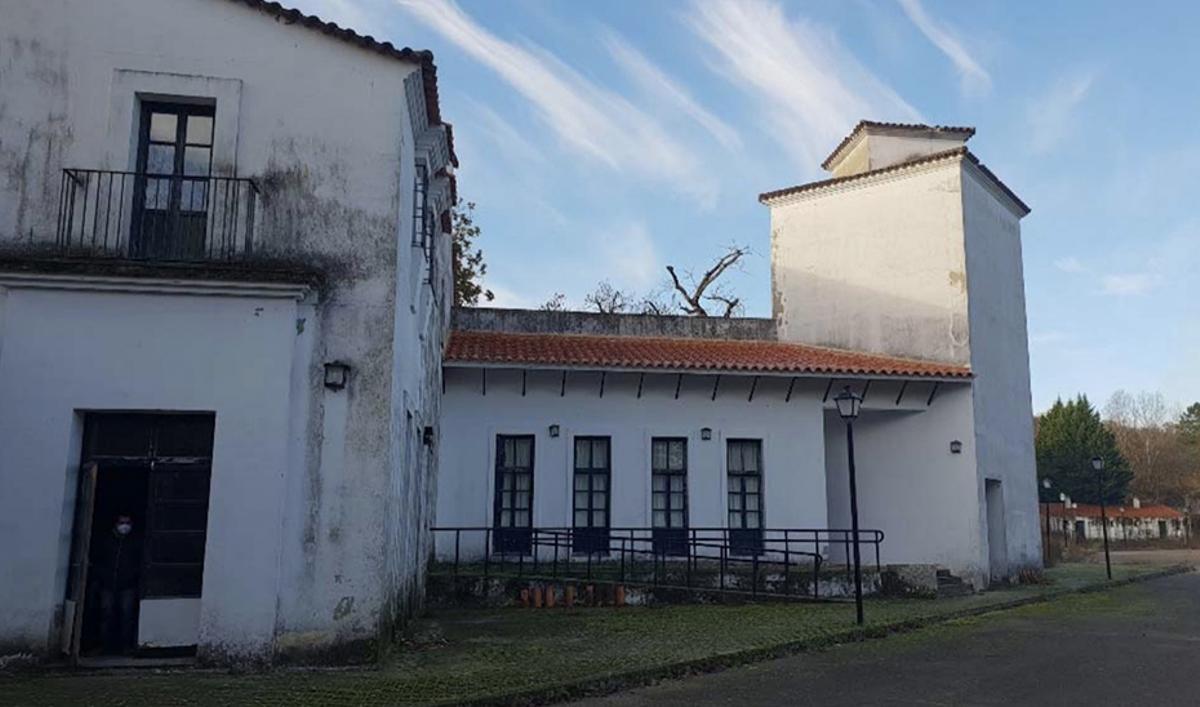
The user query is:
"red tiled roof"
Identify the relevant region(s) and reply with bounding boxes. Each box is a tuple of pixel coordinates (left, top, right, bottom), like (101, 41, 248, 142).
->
(227, 0, 456, 164)
(821, 120, 976, 171)
(759, 146, 1031, 216)
(444, 330, 971, 379)
(1046, 504, 1184, 520)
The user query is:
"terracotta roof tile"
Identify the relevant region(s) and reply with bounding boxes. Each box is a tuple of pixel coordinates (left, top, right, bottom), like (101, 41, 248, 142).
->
(445, 330, 971, 379)
(821, 120, 976, 171)
(1047, 503, 1184, 520)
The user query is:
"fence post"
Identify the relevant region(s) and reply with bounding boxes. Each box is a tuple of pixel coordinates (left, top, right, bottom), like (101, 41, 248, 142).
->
(783, 530, 790, 593)
(454, 530, 460, 578)
(483, 529, 490, 581)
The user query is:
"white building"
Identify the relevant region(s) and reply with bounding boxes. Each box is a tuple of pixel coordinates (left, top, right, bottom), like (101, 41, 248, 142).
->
(1047, 499, 1188, 542)
(0, 0, 453, 664)
(437, 122, 1042, 590)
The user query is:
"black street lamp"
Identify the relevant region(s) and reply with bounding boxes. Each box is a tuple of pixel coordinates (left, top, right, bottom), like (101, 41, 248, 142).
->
(1092, 455, 1112, 580)
(834, 386, 865, 626)
(1041, 478, 1053, 563)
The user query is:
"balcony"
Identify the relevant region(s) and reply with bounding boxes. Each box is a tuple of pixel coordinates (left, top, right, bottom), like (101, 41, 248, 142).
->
(55, 169, 259, 262)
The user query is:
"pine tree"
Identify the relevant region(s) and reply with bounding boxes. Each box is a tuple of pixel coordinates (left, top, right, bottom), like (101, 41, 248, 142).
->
(1035, 395, 1132, 504)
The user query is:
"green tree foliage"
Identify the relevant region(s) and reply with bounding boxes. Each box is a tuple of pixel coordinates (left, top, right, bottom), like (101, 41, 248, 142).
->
(1035, 395, 1132, 504)
(1180, 402, 1200, 446)
(451, 200, 494, 307)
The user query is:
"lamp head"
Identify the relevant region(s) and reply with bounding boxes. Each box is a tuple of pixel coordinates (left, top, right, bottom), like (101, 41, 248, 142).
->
(1091, 456, 1104, 472)
(833, 386, 862, 422)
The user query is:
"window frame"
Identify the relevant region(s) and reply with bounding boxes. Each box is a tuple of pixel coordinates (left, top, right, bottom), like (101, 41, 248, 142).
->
(572, 436, 611, 554)
(650, 437, 689, 556)
(726, 438, 764, 556)
(492, 434, 535, 554)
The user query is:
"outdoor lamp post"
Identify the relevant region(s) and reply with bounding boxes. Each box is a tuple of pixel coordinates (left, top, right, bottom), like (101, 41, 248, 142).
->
(834, 386, 865, 626)
(1092, 455, 1112, 580)
(1041, 478, 1054, 563)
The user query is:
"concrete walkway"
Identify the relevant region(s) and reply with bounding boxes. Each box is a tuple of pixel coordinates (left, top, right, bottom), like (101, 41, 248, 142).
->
(573, 571, 1200, 706)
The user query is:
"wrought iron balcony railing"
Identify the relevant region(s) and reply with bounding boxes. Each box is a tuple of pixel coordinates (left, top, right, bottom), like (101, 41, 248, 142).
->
(55, 169, 259, 262)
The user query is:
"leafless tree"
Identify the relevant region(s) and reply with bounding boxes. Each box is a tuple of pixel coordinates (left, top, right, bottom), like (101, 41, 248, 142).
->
(583, 281, 632, 314)
(665, 244, 749, 317)
(539, 292, 567, 312)
(1105, 390, 1196, 504)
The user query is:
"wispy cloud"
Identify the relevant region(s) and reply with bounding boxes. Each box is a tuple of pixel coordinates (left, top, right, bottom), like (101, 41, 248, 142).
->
(1027, 71, 1094, 154)
(397, 0, 717, 205)
(896, 0, 991, 96)
(1053, 256, 1087, 274)
(1101, 273, 1156, 296)
(602, 32, 741, 152)
(688, 0, 921, 171)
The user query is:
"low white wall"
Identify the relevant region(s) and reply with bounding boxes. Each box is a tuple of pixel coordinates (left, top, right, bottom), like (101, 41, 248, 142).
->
(0, 281, 302, 659)
(138, 598, 200, 648)
(437, 369, 831, 560)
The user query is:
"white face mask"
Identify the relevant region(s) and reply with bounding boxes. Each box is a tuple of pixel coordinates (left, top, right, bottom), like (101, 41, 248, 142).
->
(116, 523, 133, 535)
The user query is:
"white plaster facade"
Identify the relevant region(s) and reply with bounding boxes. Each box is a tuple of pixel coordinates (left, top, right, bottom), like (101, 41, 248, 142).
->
(0, 0, 453, 664)
(438, 124, 1041, 591)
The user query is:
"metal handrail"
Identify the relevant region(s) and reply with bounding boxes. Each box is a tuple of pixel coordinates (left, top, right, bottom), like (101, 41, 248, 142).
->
(55, 168, 259, 262)
(430, 526, 885, 602)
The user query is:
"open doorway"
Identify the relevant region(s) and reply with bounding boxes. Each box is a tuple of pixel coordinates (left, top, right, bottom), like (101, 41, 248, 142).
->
(984, 479, 1008, 585)
(64, 413, 214, 664)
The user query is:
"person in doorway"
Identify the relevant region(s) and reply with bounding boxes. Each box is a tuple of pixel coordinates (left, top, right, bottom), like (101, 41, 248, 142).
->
(94, 513, 141, 654)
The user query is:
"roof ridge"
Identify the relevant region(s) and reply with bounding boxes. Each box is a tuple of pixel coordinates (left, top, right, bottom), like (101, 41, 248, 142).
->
(821, 120, 976, 171)
(760, 146, 968, 203)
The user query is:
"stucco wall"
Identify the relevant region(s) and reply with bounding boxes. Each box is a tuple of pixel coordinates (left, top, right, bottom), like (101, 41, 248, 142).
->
(0, 0, 450, 662)
(770, 159, 970, 364)
(0, 283, 301, 660)
(823, 384, 987, 586)
(961, 165, 1041, 574)
(437, 369, 831, 559)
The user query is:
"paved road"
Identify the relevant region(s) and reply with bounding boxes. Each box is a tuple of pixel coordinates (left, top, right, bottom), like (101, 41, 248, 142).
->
(573, 572, 1200, 706)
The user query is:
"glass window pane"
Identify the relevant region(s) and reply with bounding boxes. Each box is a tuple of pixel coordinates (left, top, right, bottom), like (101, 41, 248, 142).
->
(592, 440, 608, 468)
(186, 115, 213, 146)
(729, 512, 739, 527)
(574, 474, 588, 491)
(575, 439, 590, 468)
(746, 512, 760, 529)
(503, 438, 513, 463)
(592, 475, 606, 491)
(746, 495, 759, 511)
(180, 180, 207, 211)
(147, 144, 175, 174)
(652, 441, 667, 470)
(574, 491, 589, 509)
(501, 474, 513, 490)
(514, 439, 531, 467)
(652, 494, 666, 510)
(574, 510, 588, 526)
(729, 494, 741, 510)
(184, 146, 211, 176)
(670, 511, 684, 527)
(669, 475, 684, 492)
(727, 444, 741, 472)
(514, 492, 529, 509)
(150, 112, 177, 143)
(593, 493, 606, 510)
(144, 178, 169, 208)
(515, 511, 529, 526)
(746, 478, 759, 494)
(593, 510, 606, 526)
(653, 510, 666, 527)
(670, 492, 684, 508)
(515, 473, 530, 491)
(668, 441, 685, 470)
(743, 443, 759, 472)
(501, 510, 511, 526)
(652, 474, 666, 492)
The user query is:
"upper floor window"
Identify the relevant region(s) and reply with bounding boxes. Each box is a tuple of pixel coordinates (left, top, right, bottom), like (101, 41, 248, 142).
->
(134, 102, 214, 259)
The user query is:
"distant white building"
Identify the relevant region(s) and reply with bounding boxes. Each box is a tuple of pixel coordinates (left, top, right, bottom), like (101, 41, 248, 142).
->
(1047, 499, 1187, 542)
(0, 0, 453, 665)
(436, 122, 1043, 591)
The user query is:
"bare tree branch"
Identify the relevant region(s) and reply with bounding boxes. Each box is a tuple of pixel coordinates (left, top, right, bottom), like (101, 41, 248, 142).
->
(665, 245, 749, 317)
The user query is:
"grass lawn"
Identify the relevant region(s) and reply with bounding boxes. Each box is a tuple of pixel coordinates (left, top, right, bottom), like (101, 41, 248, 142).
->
(0, 563, 1178, 707)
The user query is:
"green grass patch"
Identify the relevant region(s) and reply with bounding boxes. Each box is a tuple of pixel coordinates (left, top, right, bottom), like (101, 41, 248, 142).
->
(0, 563, 1181, 706)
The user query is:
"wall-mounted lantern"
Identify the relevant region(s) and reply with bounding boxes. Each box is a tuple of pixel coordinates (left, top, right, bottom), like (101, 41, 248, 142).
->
(323, 361, 351, 391)
(949, 440, 963, 454)
(700, 427, 713, 441)
(549, 424, 561, 438)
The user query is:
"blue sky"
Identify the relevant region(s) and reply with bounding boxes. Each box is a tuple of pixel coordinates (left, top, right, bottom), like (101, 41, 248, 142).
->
(297, 0, 1199, 414)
